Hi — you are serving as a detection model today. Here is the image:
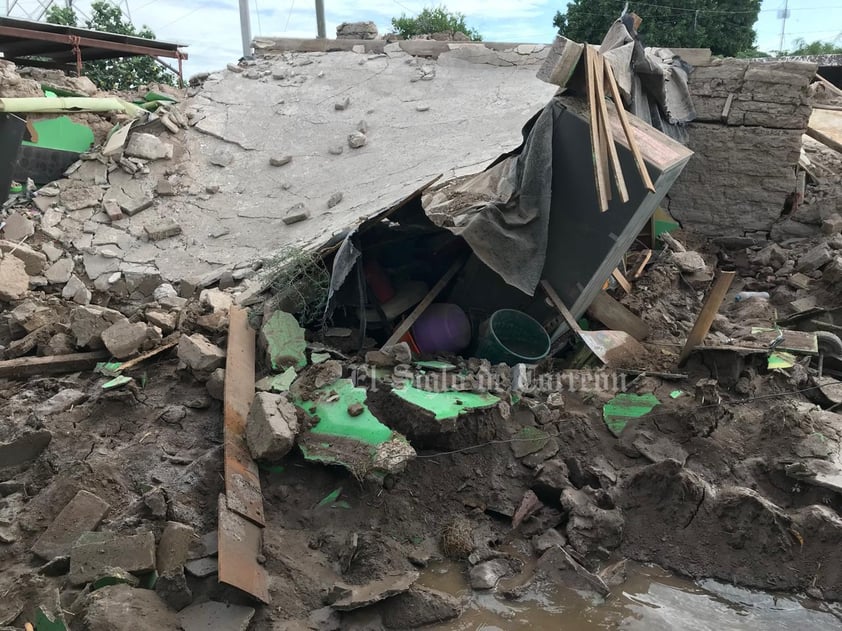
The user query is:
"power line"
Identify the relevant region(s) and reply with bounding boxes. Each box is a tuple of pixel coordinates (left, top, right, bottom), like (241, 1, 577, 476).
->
(283, 0, 294, 31)
(254, 0, 262, 36)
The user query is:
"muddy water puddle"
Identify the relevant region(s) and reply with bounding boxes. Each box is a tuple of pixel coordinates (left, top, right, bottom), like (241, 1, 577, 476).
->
(418, 560, 842, 630)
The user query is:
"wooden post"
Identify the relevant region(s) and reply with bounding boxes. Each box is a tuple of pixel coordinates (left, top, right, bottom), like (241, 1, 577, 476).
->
(677, 271, 736, 366)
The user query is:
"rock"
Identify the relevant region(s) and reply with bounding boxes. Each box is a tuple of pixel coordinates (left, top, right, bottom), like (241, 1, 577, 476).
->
(752, 243, 788, 268)
(0, 254, 28, 301)
(282, 203, 310, 225)
(383, 342, 412, 363)
(120, 195, 154, 216)
(145, 309, 177, 333)
(331, 571, 419, 610)
(327, 191, 343, 208)
(416, 104, 430, 112)
(336, 21, 378, 39)
(206, 368, 225, 401)
(269, 155, 292, 167)
(178, 601, 254, 631)
(797, 243, 833, 272)
(46, 333, 75, 355)
(144, 218, 182, 241)
(155, 568, 192, 611)
(246, 392, 299, 460)
(157, 521, 195, 573)
(822, 214, 842, 235)
(0, 240, 46, 275)
(156, 179, 175, 196)
(184, 557, 217, 578)
(125, 133, 172, 160)
(101, 321, 149, 359)
(10, 299, 55, 333)
(328, 145, 344, 155)
(469, 558, 515, 590)
(32, 490, 110, 560)
(70, 531, 156, 585)
(209, 148, 234, 167)
(531, 528, 567, 555)
(200, 288, 233, 312)
(378, 586, 461, 629)
(348, 130, 367, 149)
(2, 212, 35, 241)
(672, 250, 707, 273)
(62, 275, 91, 304)
(83, 253, 120, 280)
(348, 402, 364, 417)
(0, 430, 52, 467)
(178, 334, 226, 373)
(535, 545, 610, 596)
(314, 359, 343, 388)
(560, 487, 624, 556)
(70, 305, 130, 349)
(45, 258, 74, 284)
(824, 257, 842, 284)
(40, 242, 63, 262)
(226, 62, 243, 73)
(334, 96, 350, 111)
(36, 388, 87, 416)
(153, 282, 178, 302)
(82, 584, 180, 631)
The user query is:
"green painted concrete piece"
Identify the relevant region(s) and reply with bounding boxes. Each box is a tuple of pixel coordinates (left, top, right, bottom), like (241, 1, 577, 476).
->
(298, 379, 391, 445)
(102, 375, 132, 389)
(262, 311, 307, 371)
(603, 393, 660, 437)
(23, 116, 94, 153)
(264, 367, 297, 392)
(392, 382, 500, 421)
(414, 360, 458, 371)
(35, 607, 67, 631)
(311, 352, 331, 364)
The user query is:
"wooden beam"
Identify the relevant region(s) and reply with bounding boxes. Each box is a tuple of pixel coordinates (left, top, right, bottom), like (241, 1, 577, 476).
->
(612, 268, 632, 294)
(585, 47, 609, 212)
(597, 53, 629, 205)
(816, 73, 842, 98)
(587, 292, 649, 341)
(632, 249, 653, 279)
(118, 341, 178, 372)
(0, 351, 108, 379)
(677, 270, 736, 366)
(381, 256, 467, 350)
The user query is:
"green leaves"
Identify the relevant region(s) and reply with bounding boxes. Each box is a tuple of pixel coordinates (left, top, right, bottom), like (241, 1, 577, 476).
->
(391, 5, 482, 41)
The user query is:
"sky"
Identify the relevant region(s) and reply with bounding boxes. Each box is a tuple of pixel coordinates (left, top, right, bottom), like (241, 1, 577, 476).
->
(7, 0, 842, 73)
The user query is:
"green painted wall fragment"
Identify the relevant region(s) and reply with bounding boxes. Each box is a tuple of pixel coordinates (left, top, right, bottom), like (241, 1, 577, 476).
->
(261, 311, 307, 371)
(392, 382, 500, 421)
(603, 393, 660, 436)
(35, 607, 67, 631)
(298, 379, 392, 445)
(311, 352, 331, 364)
(23, 116, 94, 153)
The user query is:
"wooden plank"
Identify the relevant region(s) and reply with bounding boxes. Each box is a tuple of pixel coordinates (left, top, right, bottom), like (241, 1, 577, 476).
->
(817, 73, 842, 98)
(118, 341, 178, 372)
(612, 268, 632, 294)
(632, 249, 653, 279)
(381, 256, 467, 350)
(596, 53, 628, 204)
(0, 350, 108, 379)
(677, 271, 736, 366)
(604, 61, 656, 193)
(585, 47, 609, 213)
(808, 108, 842, 155)
(587, 292, 649, 341)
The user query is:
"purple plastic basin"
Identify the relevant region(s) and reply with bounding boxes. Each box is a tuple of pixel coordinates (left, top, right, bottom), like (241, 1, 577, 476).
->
(412, 303, 471, 354)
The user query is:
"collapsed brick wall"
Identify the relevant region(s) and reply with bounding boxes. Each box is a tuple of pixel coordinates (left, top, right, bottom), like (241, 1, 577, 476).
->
(668, 59, 818, 237)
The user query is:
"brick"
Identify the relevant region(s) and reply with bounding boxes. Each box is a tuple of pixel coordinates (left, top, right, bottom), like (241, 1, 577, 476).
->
(32, 491, 110, 560)
(103, 199, 124, 222)
(144, 218, 182, 241)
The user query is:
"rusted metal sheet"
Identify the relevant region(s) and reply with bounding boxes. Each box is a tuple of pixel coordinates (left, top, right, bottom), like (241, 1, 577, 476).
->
(217, 494, 270, 604)
(223, 306, 265, 527)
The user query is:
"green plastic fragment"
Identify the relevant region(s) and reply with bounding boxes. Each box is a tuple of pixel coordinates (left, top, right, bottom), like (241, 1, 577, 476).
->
(9, 183, 22, 194)
(297, 379, 392, 445)
(317, 487, 342, 507)
(311, 352, 331, 364)
(35, 607, 66, 631)
(603, 393, 660, 436)
(102, 375, 133, 389)
(145, 90, 177, 103)
(333, 500, 351, 509)
(22, 116, 94, 153)
(262, 311, 307, 371)
(413, 360, 458, 371)
(95, 361, 123, 377)
(768, 351, 796, 370)
(670, 390, 683, 399)
(391, 382, 500, 421)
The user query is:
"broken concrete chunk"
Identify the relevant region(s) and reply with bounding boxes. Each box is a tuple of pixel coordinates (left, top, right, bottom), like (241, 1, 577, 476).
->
(335, 96, 351, 111)
(156, 179, 175, 196)
(70, 304, 130, 349)
(70, 531, 156, 585)
(377, 585, 462, 629)
(336, 20, 378, 39)
(145, 309, 177, 334)
(101, 321, 150, 359)
(246, 392, 299, 461)
(184, 556, 218, 578)
(0, 254, 29, 301)
(797, 243, 833, 273)
(331, 571, 419, 611)
(157, 521, 195, 574)
(0, 430, 52, 468)
(178, 333, 226, 373)
(178, 601, 254, 631)
(36, 388, 87, 416)
(145, 218, 182, 242)
(822, 214, 842, 236)
(155, 568, 192, 611)
(348, 130, 367, 149)
(469, 558, 515, 590)
(125, 132, 173, 161)
(32, 490, 110, 561)
(269, 155, 292, 167)
(209, 148, 234, 167)
(40, 242, 63, 263)
(0, 240, 46, 275)
(200, 288, 233, 312)
(82, 584, 180, 631)
(327, 192, 343, 208)
(62, 274, 92, 305)
(672, 250, 707, 273)
(206, 368, 225, 401)
(282, 203, 310, 225)
(260, 311, 307, 370)
(2, 212, 35, 241)
(120, 196, 154, 217)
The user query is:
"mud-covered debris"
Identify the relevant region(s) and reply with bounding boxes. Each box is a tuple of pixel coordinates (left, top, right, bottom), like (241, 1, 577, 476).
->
(82, 584, 179, 631)
(377, 585, 462, 629)
(534, 545, 610, 596)
(561, 487, 624, 557)
(532, 528, 567, 555)
(155, 568, 192, 611)
(70, 531, 155, 586)
(206, 368, 226, 401)
(246, 392, 299, 461)
(469, 558, 517, 590)
(0, 430, 52, 468)
(35, 388, 87, 417)
(31, 490, 110, 561)
(70, 304, 129, 349)
(178, 334, 226, 374)
(331, 571, 419, 611)
(178, 601, 255, 631)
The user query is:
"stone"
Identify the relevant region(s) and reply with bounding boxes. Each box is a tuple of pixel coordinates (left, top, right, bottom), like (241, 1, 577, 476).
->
(36, 388, 87, 416)
(2, 212, 35, 241)
(62, 275, 92, 304)
(269, 155, 292, 167)
(125, 133, 172, 161)
(535, 545, 610, 596)
(672, 250, 707, 273)
(206, 368, 225, 401)
(282, 203, 309, 225)
(70, 531, 156, 585)
(83, 253, 121, 280)
(227, 62, 243, 73)
(62, 183, 103, 210)
(753, 243, 788, 268)
(209, 148, 234, 167)
(120, 195, 154, 216)
(145, 309, 177, 333)
(46, 333, 75, 355)
(0, 240, 46, 275)
(797, 243, 833, 273)
(531, 528, 567, 555)
(70, 304, 129, 349)
(103, 199, 124, 221)
(82, 584, 180, 631)
(469, 558, 514, 590)
(378, 586, 461, 629)
(10, 299, 54, 333)
(178, 601, 254, 631)
(0, 254, 28, 301)
(184, 557, 217, 577)
(157, 521, 195, 574)
(32, 490, 110, 560)
(155, 568, 192, 611)
(822, 214, 842, 236)
(0, 430, 52, 468)
(200, 288, 233, 312)
(178, 334, 226, 373)
(40, 242, 63, 262)
(327, 191, 343, 208)
(246, 392, 299, 460)
(45, 257, 74, 284)
(823, 257, 842, 285)
(156, 179, 175, 196)
(145, 218, 182, 241)
(383, 342, 412, 363)
(348, 130, 367, 149)
(416, 104, 430, 112)
(328, 145, 344, 155)
(101, 321, 149, 359)
(336, 21, 378, 39)
(334, 96, 350, 111)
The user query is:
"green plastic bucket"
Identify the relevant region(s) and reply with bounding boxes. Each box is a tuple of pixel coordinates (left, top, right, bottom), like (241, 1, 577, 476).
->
(475, 309, 551, 366)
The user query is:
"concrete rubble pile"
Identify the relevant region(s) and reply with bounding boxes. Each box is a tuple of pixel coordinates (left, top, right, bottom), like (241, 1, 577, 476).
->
(3, 24, 842, 631)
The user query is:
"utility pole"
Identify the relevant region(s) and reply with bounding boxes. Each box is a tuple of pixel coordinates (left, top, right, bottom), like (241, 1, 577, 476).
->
(315, 0, 325, 39)
(778, 0, 790, 54)
(239, 0, 252, 58)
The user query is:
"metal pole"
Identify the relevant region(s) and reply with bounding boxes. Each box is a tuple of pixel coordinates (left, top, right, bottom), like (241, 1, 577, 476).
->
(239, 0, 252, 58)
(315, 0, 325, 39)
(778, 0, 788, 54)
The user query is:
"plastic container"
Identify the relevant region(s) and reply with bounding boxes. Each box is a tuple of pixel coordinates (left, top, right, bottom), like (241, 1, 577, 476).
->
(475, 309, 551, 366)
(734, 291, 770, 302)
(411, 303, 471, 354)
(364, 259, 395, 304)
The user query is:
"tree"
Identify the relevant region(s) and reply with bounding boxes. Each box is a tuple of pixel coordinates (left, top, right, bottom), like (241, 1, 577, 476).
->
(553, 0, 762, 58)
(392, 5, 482, 41)
(788, 38, 842, 56)
(45, 1, 175, 91)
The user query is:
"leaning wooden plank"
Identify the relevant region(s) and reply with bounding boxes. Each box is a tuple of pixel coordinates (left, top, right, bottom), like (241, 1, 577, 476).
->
(381, 256, 467, 350)
(118, 341, 178, 372)
(604, 61, 656, 193)
(223, 306, 265, 527)
(612, 268, 632, 294)
(593, 52, 612, 205)
(585, 47, 610, 213)
(0, 351, 109, 379)
(677, 270, 736, 366)
(816, 73, 842, 98)
(807, 108, 842, 155)
(587, 292, 649, 341)
(632, 249, 653, 279)
(596, 53, 629, 204)
(218, 494, 270, 604)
